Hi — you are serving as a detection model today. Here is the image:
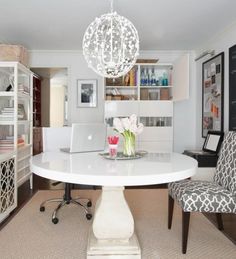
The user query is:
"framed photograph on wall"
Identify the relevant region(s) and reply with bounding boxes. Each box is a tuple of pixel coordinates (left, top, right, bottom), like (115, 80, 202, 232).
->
(202, 52, 224, 137)
(77, 79, 97, 107)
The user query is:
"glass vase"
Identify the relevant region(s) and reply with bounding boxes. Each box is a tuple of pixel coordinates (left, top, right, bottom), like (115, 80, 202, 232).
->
(123, 132, 135, 157)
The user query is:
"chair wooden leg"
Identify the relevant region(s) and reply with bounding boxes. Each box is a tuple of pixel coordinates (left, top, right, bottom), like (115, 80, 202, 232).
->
(168, 195, 174, 229)
(182, 211, 190, 254)
(216, 213, 224, 230)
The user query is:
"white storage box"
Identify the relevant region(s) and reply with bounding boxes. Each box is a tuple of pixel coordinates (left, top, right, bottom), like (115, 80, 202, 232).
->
(0, 44, 29, 67)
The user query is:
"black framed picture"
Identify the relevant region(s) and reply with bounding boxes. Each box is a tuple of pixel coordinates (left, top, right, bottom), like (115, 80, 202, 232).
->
(229, 44, 236, 130)
(202, 52, 224, 137)
(77, 79, 97, 108)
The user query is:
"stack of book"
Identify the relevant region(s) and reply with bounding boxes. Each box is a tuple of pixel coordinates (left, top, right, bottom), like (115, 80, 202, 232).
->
(0, 106, 25, 120)
(0, 107, 15, 120)
(0, 136, 25, 152)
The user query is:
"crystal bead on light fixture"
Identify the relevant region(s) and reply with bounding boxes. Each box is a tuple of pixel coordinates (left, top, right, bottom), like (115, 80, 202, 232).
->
(82, 0, 139, 78)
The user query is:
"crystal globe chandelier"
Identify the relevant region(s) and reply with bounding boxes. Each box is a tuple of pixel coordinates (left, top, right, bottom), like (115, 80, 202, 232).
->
(83, 0, 139, 78)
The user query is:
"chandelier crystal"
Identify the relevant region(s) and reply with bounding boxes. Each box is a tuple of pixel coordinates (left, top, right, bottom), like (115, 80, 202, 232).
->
(82, 0, 139, 78)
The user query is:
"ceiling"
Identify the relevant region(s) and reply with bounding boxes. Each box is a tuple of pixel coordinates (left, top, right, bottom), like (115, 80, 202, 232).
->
(0, 0, 236, 50)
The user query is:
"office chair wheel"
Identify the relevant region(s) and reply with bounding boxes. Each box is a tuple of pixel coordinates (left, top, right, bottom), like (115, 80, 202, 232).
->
(86, 213, 92, 220)
(40, 206, 45, 212)
(87, 201, 92, 207)
(52, 217, 59, 224)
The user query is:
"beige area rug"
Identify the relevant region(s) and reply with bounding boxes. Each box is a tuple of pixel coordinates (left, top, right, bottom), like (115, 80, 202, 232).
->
(0, 189, 235, 259)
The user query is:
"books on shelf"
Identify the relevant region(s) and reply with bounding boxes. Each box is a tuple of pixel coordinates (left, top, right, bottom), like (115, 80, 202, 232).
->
(105, 67, 138, 87)
(0, 104, 26, 120)
(0, 136, 26, 152)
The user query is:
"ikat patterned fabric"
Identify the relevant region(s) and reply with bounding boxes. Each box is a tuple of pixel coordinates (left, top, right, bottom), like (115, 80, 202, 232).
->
(169, 180, 236, 213)
(214, 131, 236, 195)
(169, 131, 236, 213)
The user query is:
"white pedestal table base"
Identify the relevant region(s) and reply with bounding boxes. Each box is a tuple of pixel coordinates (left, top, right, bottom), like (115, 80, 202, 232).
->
(87, 186, 141, 259)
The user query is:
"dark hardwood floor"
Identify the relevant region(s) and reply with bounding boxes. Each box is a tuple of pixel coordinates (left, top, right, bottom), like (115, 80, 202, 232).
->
(0, 175, 235, 246)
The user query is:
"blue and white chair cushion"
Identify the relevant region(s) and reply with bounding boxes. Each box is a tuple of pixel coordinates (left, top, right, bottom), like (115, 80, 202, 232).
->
(168, 180, 236, 213)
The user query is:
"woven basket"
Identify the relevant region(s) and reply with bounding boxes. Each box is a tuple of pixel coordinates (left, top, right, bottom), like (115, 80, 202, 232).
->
(0, 44, 29, 67)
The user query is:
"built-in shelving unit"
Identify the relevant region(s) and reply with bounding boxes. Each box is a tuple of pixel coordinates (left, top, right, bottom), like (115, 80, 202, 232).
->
(0, 62, 33, 223)
(33, 74, 41, 127)
(104, 54, 189, 152)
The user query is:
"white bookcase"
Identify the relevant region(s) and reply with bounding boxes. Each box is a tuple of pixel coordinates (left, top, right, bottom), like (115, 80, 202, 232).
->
(0, 62, 33, 222)
(104, 54, 189, 152)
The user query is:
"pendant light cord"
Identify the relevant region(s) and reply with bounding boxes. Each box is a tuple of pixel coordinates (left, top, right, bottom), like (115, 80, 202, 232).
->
(110, 0, 113, 62)
(110, 0, 113, 13)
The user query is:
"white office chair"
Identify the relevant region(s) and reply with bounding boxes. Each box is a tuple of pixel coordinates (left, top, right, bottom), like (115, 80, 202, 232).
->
(39, 127, 92, 224)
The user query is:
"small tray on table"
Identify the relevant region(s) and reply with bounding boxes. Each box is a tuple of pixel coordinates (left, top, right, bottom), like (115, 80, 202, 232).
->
(99, 151, 147, 160)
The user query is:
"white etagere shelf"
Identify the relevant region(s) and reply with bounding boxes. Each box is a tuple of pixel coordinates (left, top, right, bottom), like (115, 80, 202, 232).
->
(0, 62, 33, 223)
(104, 54, 190, 153)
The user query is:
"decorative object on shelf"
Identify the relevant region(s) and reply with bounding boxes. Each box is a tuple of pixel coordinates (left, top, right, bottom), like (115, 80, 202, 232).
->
(113, 114, 143, 156)
(82, 0, 139, 78)
(77, 79, 97, 108)
(18, 104, 26, 120)
(5, 84, 13, 91)
(202, 52, 224, 137)
(108, 136, 119, 158)
(160, 88, 170, 100)
(4, 75, 14, 91)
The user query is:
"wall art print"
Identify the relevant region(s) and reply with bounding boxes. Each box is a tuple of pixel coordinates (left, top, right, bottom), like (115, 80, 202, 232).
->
(77, 79, 97, 108)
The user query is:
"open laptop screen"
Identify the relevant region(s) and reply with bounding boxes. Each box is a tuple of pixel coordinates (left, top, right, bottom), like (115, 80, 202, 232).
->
(69, 123, 106, 153)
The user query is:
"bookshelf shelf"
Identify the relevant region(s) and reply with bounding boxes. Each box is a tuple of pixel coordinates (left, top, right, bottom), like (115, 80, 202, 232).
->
(104, 54, 190, 153)
(0, 91, 14, 97)
(140, 85, 173, 89)
(18, 92, 31, 99)
(0, 121, 14, 125)
(106, 86, 138, 89)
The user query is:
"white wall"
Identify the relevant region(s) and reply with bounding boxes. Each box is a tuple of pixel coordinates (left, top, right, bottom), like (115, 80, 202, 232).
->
(29, 50, 197, 152)
(30, 51, 104, 125)
(195, 22, 236, 148)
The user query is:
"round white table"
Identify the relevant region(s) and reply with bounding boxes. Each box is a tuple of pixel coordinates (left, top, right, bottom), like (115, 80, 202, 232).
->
(31, 152, 197, 259)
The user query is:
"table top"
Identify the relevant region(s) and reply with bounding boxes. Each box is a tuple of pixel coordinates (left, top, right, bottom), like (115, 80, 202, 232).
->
(31, 151, 197, 186)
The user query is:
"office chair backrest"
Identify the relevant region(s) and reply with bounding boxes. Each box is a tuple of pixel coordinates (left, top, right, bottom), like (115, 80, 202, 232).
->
(214, 131, 236, 195)
(42, 127, 72, 152)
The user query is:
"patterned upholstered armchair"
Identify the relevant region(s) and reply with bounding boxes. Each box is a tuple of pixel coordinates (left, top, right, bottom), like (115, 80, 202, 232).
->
(168, 131, 236, 254)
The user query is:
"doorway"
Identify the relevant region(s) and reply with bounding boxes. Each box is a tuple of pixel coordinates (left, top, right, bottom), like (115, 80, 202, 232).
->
(31, 67, 68, 127)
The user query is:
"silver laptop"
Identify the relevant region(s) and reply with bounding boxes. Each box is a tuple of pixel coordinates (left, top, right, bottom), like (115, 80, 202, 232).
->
(60, 123, 106, 153)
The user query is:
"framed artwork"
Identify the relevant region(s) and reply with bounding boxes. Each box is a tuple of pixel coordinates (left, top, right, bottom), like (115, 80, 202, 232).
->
(229, 44, 236, 130)
(77, 79, 97, 107)
(202, 52, 224, 137)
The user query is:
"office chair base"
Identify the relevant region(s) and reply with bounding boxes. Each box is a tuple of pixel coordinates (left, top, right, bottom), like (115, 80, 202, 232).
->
(39, 183, 92, 224)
